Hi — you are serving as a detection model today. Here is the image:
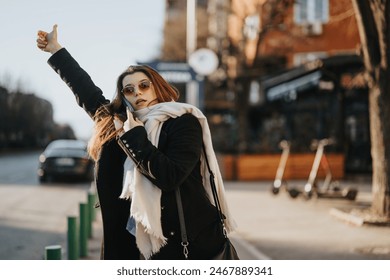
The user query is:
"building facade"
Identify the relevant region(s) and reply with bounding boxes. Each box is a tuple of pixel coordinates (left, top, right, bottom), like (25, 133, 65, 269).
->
(160, 0, 371, 178)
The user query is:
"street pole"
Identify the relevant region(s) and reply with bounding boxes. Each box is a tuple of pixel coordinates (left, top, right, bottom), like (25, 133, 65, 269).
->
(186, 0, 196, 58)
(186, 0, 199, 108)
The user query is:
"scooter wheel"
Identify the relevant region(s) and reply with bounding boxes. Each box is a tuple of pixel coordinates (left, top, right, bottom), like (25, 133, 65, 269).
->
(345, 189, 358, 201)
(288, 188, 300, 198)
(271, 187, 280, 195)
(303, 191, 313, 200)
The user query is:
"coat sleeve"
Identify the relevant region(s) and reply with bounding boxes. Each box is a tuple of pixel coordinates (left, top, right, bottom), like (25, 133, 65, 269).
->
(47, 48, 109, 118)
(117, 113, 203, 192)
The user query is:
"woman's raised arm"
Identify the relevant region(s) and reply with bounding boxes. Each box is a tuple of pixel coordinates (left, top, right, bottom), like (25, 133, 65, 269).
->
(36, 24, 109, 118)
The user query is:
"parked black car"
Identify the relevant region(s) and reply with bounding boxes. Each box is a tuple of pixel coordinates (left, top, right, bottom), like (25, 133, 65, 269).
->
(38, 139, 94, 183)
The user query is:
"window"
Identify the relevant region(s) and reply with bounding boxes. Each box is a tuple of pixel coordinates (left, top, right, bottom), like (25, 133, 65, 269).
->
(294, 0, 329, 24)
(249, 80, 263, 105)
(293, 51, 327, 66)
(243, 14, 260, 40)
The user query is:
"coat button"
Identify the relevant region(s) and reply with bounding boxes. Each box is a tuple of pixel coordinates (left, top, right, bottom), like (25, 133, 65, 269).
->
(170, 231, 175, 236)
(161, 206, 165, 210)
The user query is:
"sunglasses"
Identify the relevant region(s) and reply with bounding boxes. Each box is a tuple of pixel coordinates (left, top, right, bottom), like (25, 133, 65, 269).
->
(121, 80, 152, 95)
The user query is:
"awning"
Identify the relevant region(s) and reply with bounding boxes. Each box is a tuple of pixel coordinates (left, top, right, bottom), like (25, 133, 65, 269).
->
(267, 70, 322, 101)
(260, 54, 363, 102)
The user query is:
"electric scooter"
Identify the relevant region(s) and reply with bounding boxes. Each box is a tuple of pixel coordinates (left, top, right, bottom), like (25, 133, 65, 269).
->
(271, 140, 290, 195)
(294, 138, 358, 200)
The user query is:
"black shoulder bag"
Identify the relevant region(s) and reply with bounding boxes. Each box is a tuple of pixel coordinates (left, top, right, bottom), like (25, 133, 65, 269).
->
(175, 146, 239, 260)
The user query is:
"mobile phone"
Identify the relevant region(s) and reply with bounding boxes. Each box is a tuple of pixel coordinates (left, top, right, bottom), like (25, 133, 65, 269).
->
(122, 97, 134, 112)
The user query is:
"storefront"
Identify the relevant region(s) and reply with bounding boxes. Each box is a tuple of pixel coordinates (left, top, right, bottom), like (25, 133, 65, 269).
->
(245, 54, 371, 175)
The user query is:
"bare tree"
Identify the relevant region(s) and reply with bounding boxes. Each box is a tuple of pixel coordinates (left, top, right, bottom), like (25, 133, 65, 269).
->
(253, 0, 295, 64)
(352, 0, 390, 218)
(0, 83, 72, 150)
(234, 0, 295, 153)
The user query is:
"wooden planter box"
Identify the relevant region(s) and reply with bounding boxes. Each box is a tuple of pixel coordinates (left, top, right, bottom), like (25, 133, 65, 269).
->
(218, 153, 344, 181)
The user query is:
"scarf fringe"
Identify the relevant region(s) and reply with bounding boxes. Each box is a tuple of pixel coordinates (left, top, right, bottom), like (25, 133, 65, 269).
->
(133, 213, 168, 259)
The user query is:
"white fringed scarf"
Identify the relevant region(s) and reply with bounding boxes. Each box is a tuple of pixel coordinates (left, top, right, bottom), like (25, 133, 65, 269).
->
(119, 102, 236, 259)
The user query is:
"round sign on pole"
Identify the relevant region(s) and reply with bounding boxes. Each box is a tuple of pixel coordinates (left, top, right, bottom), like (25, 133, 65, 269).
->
(188, 48, 219, 76)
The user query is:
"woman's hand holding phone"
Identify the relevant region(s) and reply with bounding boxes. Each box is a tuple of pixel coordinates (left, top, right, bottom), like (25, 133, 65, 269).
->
(124, 108, 143, 131)
(114, 108, 143, 137)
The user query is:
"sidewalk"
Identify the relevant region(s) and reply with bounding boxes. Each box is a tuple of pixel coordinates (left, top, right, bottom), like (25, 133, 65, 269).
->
(85, 179, 390, 260)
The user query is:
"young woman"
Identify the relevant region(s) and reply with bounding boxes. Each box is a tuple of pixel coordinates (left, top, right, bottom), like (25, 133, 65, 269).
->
(37, 25, 236, 260)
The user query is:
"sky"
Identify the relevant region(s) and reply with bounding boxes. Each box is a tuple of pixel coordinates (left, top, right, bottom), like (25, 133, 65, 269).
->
(0, 0, 166, 140)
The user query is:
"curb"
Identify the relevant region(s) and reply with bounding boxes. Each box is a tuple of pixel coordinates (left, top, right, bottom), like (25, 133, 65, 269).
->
(230, 235, 271, 260)
(330, 208, 390, 227)
(329, 208, 365, 226)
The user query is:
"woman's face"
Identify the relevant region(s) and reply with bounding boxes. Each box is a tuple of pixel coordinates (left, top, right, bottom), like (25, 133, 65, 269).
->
(121, 72, 158, 111)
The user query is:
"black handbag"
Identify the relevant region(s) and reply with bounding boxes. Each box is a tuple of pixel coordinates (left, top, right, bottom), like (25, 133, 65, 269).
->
(212, 237, 239, 260)
(175, 145, 239, 260)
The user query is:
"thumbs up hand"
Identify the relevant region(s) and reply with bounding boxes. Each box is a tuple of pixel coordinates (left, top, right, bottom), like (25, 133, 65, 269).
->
(37, 24, 62, 54)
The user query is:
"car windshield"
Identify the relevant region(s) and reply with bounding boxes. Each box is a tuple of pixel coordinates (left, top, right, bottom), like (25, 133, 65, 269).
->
(46, 140, 87, 151)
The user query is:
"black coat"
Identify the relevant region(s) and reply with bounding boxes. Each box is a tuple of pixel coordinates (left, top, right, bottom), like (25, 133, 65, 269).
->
(48, 48, 225, 260)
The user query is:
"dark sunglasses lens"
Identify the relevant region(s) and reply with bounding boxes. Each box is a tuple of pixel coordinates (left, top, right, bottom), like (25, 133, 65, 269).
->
(123, 86, 135, 94)
(139, 81, 151, 90)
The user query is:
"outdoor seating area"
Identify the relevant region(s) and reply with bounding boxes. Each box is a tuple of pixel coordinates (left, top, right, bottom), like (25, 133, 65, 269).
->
(219, 153, 344, 181)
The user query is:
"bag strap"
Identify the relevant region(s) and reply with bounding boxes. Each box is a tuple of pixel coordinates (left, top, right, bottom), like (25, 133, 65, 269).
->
(175, 143, 229, 259)
(202, 143, 228, 237)
(175, 188, 189, 259)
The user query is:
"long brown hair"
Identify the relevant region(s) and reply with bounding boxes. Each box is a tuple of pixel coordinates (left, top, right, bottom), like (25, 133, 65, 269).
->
(88, 65, 179, 161)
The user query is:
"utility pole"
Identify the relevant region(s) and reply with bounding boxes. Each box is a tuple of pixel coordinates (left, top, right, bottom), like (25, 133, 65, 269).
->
(186, 0, 197, 58)
(186, 0, 199, 107)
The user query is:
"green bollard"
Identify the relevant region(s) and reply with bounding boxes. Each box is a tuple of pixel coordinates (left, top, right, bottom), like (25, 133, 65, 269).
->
(87, 192, 95, 238)
(89, 191, 97, 221)
(67, 216, 79, 260)
(45, 245, 62, 260)
(79, 203, 88, 257)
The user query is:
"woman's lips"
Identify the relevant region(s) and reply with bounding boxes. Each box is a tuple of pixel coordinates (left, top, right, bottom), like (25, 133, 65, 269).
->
(136, 99, 146, 105)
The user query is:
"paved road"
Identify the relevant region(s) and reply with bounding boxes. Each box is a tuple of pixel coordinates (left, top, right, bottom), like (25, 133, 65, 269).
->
(0, 151, 41, 185)
(224, 180, 390, 260)
(0, 151, 91, 260)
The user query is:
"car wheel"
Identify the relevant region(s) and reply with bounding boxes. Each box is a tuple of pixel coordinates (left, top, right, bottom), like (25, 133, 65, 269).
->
(39, 175, 47, 183)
